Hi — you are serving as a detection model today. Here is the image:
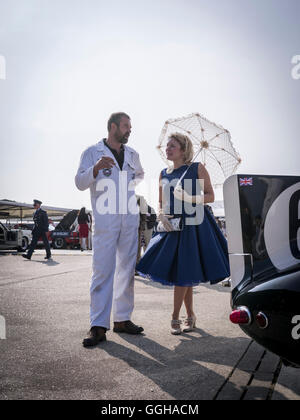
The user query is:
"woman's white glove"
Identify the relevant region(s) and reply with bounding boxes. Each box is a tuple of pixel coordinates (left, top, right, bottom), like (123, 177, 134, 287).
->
(158, 210, 174, 232)
(173, 185, 204, 204)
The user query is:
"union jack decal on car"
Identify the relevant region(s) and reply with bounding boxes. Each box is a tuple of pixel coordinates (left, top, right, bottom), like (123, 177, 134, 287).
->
(239, 177, 253, 186)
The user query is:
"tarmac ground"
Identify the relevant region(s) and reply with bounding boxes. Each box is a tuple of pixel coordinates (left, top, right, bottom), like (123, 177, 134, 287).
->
(0, 250, 299, 400)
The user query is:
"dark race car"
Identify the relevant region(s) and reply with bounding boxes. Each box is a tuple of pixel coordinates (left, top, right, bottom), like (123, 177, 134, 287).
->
(224, 174, 300, 367)
(50, 209, 80, 249)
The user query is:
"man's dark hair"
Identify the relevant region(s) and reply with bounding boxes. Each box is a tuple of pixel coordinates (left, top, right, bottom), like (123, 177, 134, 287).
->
(78, 207, 89, 224)
(107, 112, 130, 132)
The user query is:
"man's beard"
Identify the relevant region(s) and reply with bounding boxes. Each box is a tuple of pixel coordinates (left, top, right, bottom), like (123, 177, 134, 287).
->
(115, 129, 129, 144)
(118, 136, 129, 144)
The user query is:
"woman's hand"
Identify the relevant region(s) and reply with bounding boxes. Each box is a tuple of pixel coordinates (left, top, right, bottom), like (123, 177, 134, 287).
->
(158, 210, 174, 232)
(173, 185, 185, 202)
(174, 185, 203, 204)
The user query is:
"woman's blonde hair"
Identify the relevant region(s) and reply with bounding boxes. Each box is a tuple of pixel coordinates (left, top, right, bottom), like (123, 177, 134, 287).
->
(166, 133, 194, 173)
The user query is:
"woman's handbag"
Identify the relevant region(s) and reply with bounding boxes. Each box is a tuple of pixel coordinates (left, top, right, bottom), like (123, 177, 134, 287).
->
(156, 216, 183, 232)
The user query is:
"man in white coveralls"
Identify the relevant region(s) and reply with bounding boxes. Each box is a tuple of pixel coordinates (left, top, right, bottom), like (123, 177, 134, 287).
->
(75, 112, 145, 347)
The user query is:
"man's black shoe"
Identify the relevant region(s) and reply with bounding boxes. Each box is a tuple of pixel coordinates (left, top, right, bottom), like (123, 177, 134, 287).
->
(44, 255, 52, 260)
(83, 326, 107, 347)
(113, 320, 144, 335)
(22, 254, 31, 260)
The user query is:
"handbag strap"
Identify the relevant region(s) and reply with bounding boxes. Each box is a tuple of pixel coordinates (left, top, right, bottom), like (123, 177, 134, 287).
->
(175, 163, 193, 189)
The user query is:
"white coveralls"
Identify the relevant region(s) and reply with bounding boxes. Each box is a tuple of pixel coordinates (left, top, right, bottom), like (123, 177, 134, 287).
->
(75, 139, 144, 329)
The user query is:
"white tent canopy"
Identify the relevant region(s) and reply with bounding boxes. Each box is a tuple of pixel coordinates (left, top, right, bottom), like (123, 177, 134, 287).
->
(0, 199, 77, 220)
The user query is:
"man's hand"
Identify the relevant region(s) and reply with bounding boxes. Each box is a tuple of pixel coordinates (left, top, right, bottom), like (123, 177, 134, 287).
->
(93, 156, 115, 178)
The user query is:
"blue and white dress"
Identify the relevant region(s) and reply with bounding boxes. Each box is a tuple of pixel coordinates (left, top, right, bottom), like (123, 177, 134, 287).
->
(136, 163, 230, 287)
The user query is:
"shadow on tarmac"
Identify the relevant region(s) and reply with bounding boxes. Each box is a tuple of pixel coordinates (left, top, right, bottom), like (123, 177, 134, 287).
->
(89, 328, 289, 400)
(29, 259, 60, 266)
(0, 251, 19, 257)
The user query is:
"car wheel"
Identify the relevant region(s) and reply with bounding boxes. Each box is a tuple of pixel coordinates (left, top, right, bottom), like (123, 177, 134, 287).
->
(53, 238, 65, 249)
(18, 237, 28, 252)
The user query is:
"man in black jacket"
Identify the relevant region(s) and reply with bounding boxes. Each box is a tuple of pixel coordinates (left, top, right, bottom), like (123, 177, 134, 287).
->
(22, 199, 51, 260)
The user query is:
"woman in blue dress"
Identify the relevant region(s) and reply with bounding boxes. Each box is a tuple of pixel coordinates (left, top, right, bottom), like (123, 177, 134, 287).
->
(136, 133, 230, 335)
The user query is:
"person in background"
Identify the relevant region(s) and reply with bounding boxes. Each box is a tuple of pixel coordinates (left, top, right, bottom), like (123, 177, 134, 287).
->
(136, 196, 147, 266)
(218, 219, 227, 238)
(22, 199, 51, 260)
(87, 212, 93, 250)
(136, 196, 157, 266)
(77, 207, 90, 251)
(143, 204, 157, 253)
(222, 220, 227, 238)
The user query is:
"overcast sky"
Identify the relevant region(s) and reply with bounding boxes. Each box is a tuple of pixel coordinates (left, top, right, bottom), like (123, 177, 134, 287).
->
(0, 0, 299, 212)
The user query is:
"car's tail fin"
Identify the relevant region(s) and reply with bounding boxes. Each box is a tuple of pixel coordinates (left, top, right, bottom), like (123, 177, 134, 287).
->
(55, 210, 79, 232)
(224, 174, 300, 293)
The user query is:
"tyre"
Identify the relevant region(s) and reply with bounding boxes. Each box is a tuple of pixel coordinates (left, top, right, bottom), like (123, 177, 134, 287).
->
(53, 238, 65, 249)
(18, 237, 28, 252)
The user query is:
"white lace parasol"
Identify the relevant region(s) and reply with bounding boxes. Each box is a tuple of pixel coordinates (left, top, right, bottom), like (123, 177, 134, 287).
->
(157, 113, 242, 187)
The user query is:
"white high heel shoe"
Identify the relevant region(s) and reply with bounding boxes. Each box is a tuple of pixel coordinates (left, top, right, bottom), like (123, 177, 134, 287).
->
(182, 316, 197, 332)
(171, 319, 182, 335)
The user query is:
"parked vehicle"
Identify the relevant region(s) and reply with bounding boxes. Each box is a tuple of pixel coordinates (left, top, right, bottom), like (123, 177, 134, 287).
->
(224, 174, 300, 367)
(50, 210, 80, 249)
(0, 221, 23, 250)
(12, 223, 33, 252)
